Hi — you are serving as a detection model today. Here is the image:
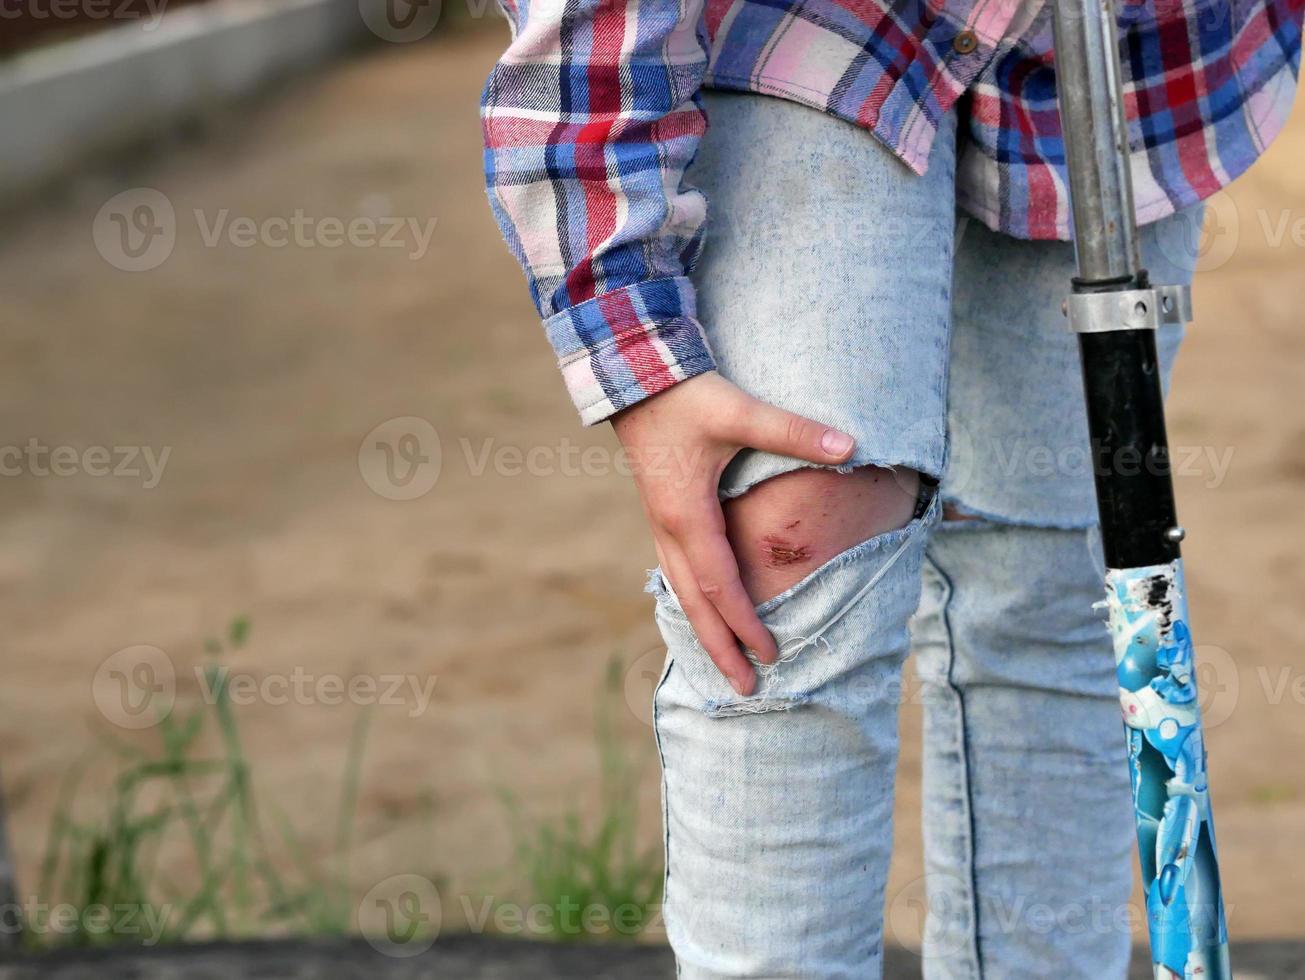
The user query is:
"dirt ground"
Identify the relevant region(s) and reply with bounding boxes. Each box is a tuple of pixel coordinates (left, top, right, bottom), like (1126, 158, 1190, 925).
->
(1, 23, 1303, 955)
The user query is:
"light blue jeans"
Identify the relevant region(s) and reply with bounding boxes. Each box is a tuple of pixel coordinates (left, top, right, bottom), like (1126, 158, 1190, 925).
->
(648, 92, 1203, 978)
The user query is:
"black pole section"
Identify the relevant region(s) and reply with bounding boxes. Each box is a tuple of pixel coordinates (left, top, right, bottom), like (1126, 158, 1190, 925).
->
(1075, 288, 1182, 569)
(1050, 0, 1185, 571)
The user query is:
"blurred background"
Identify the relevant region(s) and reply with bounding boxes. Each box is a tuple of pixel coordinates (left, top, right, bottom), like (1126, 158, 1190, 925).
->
(0, 0, 1303, 975)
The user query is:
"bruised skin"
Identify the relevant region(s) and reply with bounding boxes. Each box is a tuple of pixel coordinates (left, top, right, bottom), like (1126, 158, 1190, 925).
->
(723, 465, 921, 605)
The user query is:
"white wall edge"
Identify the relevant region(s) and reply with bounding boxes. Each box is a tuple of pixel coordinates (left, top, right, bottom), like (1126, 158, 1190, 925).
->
(0, 0, 372, 202)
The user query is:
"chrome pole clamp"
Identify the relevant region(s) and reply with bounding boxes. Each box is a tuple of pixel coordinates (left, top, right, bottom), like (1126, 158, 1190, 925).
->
(1063, 283, 1192, 333)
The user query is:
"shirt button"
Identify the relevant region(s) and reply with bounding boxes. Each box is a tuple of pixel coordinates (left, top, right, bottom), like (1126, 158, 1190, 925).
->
(953, 29, 979, 54)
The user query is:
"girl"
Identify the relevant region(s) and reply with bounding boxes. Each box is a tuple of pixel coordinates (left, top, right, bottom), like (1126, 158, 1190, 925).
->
(481, 0, 1301, 973)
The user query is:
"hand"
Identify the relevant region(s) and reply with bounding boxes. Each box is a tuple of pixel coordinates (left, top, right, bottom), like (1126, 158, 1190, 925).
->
(612, 372, 856, 696)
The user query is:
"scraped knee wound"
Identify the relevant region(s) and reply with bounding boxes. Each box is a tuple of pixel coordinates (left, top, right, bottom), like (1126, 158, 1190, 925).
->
(724, 465, 921, 605)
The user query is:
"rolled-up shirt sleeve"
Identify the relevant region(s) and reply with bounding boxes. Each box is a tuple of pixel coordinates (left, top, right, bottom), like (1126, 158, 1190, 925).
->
(482, 0, 717, 424)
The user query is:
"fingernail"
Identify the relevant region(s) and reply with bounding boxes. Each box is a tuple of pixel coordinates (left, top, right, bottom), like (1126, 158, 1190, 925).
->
(729, 675, 748, 696)
(821, 429, 854, 457)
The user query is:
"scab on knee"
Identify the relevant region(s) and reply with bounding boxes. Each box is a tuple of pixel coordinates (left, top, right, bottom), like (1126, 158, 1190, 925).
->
(761, 525, 812, 570)
(724, 465, 920, 605)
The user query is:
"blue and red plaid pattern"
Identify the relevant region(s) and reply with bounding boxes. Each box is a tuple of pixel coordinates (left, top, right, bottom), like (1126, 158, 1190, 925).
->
(483, 0, 1303, 423)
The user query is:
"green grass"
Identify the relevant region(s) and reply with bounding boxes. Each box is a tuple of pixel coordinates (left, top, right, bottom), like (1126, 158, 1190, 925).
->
(27, 630, 662, 950)
(497, 656, 663, 941)
(28, 617, 370, 949)
(1249, 783, 1297, 806)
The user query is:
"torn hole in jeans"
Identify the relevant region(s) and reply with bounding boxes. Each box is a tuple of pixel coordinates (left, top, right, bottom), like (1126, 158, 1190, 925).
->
(702, 634, 832, 716)
(708, 508, 929, 717)
(648, 489, 938, 719)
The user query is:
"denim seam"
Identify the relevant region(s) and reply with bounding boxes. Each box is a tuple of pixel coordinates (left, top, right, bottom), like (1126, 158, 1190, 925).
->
(651, 656, 679, 976)
(928, 553, 984, 978)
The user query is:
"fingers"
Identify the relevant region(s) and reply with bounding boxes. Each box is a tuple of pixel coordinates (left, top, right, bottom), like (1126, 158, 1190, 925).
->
(722, 396, 855, 466)
(673, 500, 778, 665)
(656, 535, 759, 697)
(694, 556, 778, 669)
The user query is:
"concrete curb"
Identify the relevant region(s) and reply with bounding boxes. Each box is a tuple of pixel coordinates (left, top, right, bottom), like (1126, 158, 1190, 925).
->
(0, 936, 1302, 978)
(0, 0, 376, 204)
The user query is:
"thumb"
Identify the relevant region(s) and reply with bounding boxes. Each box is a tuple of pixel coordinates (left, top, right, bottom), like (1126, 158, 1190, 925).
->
(730, 397, 856, 465)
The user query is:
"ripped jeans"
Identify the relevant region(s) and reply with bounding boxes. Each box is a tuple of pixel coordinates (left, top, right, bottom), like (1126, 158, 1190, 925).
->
(647, 92, 1204, 979)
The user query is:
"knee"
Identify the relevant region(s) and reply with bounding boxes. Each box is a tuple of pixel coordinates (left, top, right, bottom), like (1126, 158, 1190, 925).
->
(724, 465, 920, 604)
(942, 502, 980, 522)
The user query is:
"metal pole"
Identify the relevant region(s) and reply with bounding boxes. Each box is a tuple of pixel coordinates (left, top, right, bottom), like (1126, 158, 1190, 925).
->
(1052, 0, 1139, 282)
(1051, 0, 1231, 976)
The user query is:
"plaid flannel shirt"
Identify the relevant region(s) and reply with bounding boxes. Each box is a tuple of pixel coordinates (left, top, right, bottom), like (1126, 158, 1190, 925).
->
(482, 0, 1303, 423)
